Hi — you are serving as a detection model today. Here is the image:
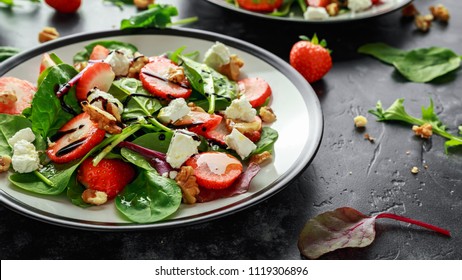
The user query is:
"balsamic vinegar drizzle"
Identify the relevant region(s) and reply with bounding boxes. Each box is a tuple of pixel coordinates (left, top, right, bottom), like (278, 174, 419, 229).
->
(55, 137, 87, 157)
(140, 70, 190, 89)
(50, 124, 85, 142)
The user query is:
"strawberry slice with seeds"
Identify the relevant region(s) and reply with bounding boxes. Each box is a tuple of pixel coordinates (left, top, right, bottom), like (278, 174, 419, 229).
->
(77, 157, 136, 199)
(238, 77, 272, 108)
(139, 56, 192, 100)
(89, 45, 110, 61)
(75, 62, 115, 101)
(0, 77, 36, 115)
(46, 112, 106, 163)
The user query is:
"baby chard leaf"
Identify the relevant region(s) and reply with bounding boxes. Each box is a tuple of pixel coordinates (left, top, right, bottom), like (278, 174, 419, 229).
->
(298, 207, 450, 259)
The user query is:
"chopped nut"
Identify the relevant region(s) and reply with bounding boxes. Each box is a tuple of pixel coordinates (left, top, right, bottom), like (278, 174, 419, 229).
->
(259, 106, 277, 123)
(354, 115, 368, 128)
(82, 189, 108, 205)
(134, 0, 154, 10)
(326, 3, 339, 17)
(187, 102, 206, 113)
(424, 164, 429, 169)
(412, 123, 433, 138)
(38, 27, 60, 43)
(0, 90, 17, 105)
(81, 101, 122, 134)
(0, 155, 12, 172)
(402, 3, 419, 17)
(430, 4, 450, 22)
(415, 14, 434, 32)
(411, 166, 419, 174)
(74, 61, 88, 72)
(167, 66, 185, 84)
(218, 54, 244, 81)
(128, 54, 149, 78)
(249, 151, 272, 165)
(175, 166, 200, 204)
(225, 116, 262, 135)
(364, 133, 375, 143)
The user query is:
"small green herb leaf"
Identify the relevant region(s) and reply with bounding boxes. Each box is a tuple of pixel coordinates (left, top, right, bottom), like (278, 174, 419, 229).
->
(120, 4, 179, 29)
(0, 46, 20, 62)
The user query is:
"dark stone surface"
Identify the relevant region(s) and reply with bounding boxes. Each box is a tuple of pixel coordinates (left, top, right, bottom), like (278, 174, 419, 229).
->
(0, 0, 461, 259)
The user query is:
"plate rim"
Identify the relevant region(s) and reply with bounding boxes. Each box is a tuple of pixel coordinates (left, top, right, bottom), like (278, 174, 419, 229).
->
(0, 27, 324, 231)
(205, 0, 413, 23)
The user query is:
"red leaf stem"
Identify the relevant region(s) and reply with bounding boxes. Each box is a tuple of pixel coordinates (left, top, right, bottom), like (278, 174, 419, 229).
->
(118, 141, 167, 161)
(376, 213, 451, 237)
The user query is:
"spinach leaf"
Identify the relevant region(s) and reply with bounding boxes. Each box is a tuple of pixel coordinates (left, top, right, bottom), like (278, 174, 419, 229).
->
(0, 114, 35, 155)
(120, 4, 179, 29)
(66, 172, 91, 208)
(0, 46, 20, 62)
(252, 127, 279, 155)
(120, 148, 157, 172)
(369, 98, 462, 153)
(29, 64, 79, 139)
(130, 132, 172, 154)
(73, 40, 138, 63)
(358, 43, 461, 83)
(115, 170, 182, 223)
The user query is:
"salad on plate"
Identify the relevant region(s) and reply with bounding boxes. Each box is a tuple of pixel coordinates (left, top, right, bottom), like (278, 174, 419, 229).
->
(0, 39, 279, 224)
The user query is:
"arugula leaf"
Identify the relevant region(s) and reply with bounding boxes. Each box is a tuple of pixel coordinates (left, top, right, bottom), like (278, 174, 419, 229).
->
(73, 40, 138, 63)
(29, 64, 78, 139)
(120, 4, 179, 29)
(0, 46, 20, 62)
(358, 43, 461, 83)
(369, 98, 462, 153)
(115, 170, 182, 223)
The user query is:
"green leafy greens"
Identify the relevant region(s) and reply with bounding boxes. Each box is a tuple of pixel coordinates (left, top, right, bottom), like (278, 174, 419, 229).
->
(358, 43, 461, 83)
(369, 98, 462, 153)
(0, 46, 20, 62)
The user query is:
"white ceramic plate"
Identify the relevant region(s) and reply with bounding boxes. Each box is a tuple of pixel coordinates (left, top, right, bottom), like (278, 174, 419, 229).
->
(206, 0, 412, 23)
(0, 28, 323, 230)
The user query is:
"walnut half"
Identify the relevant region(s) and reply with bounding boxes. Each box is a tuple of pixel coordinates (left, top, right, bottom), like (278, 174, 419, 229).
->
(175, 166, 200, 204)
(412, 123, 433, 138)
(38, 27, 60, 43)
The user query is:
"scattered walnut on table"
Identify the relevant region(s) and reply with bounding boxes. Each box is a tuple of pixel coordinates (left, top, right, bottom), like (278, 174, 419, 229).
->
(411, 166, 420, 174)
(354, 115, 368, 128)
(415, 14, 434, 32)
(412, 123, 433, 139)
(364, 133, 375, 143)
(38, 27, 60, 43)
(430, 4, 450, 22)
(134, 0, 154, 10)
(175, 166, 200, 204)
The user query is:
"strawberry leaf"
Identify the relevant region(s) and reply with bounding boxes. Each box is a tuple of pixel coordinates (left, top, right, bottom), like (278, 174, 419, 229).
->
(298, 207, 450, 259)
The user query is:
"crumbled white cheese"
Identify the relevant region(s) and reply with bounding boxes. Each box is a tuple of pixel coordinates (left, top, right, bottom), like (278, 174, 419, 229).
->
(348, 0, 373, 12)
(224, 128, 256, 160)
(11, 139, 40, 173)
(87, 88, 124, 115)
(203, 41, 231, 70)
(157, 98, 191, 124)
(8, 127, 35, 147)
(166, 130, 200, 169)
(304, 7, 329, 20)
(104, 50, 130, 76)
(224, 96, 256, 122)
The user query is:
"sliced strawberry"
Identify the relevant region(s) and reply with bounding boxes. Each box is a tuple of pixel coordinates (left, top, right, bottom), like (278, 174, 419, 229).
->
(238, 77, 272, 108)
(307, 0, 332, 8)
(89, 45, 110, 61)
(185, 152, 243, 190)
(187, 113, 223, 134)
(77, 157, 136, 199)
(203, 117, 230, 145)
(46, 112, 106, 163)
(39, 53, 57, 74)
(0, 77, 36, 115)
(75, 62, 115, 101)
(139, 56, 192, 100)
(236, 0, 283, 12)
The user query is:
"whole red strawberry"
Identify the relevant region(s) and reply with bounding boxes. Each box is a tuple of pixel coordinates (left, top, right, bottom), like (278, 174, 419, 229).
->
(290, 34, 332, 83)
(45, 0, 81, 13)
(77, 157, 136, 199)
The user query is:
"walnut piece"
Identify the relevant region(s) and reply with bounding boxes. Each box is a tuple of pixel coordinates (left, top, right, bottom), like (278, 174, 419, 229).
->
(167, 66, 185, 84)
(38, 27, 60, 43)
(74, 61, 88, 72)
(134, 0, 154, 10)
(259, 106, 277, 123)
(415, 14, 434, 32)
(218, 55, 244, 81)
(412, 123, 433, 138)
(82, 189, 108, 205)
(81, 101, 122, 134)
(249, 151, 272, 165)
(0, 90, 17, 105)
(175, 166, 200, 204)
(364, 133, 375, 143)
(128, 54, 149, 78)
(411, 166, 420, 174)
(402, 3, 419, 17)
(354, 115, 368, 128)
(0, 155, 12, 172)
(326, 3, 339, 17)
(430, 4, 450, 22)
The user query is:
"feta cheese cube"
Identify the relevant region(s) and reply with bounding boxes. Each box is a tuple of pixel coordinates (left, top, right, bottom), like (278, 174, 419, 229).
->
(8, 127, 35, 147)
(224, 128, 257, 159)
(203, 42, 231, 70)
(166, 130, 200, 168)
(348, 0, 373, 12)
(11, 139, 40, 173)
(104, 50, 130, 76)
(304, 7, 329, 20)
(224, 96, 256, 122)
(157, 98, 191, 124)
